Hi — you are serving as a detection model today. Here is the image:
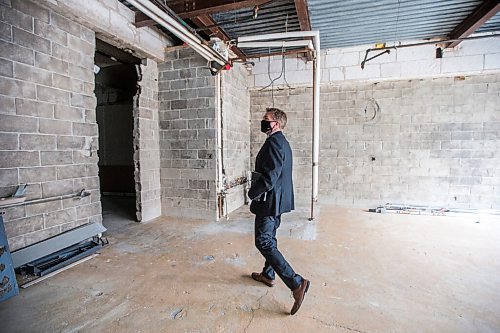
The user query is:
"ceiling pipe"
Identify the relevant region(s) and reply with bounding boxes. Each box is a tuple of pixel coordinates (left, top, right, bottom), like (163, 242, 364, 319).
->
(237, 31, 320, 221)
(237, 40, 314, 49)
(128, 0, 223, 63)
(238, 31, 320, 42)
(126, 0, 227, 66)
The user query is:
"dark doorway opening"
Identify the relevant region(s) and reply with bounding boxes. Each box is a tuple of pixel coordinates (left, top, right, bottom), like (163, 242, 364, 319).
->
(94, 40, 140, 229)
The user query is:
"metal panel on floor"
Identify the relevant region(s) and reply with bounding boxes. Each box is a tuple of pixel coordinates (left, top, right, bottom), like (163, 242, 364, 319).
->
(11, 222, 106, 268)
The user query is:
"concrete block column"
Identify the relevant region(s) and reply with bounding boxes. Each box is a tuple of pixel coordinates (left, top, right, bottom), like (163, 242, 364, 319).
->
(134, 59, 162, 222)
(158, 49, 218, 219)
(221, 64, 251, 214)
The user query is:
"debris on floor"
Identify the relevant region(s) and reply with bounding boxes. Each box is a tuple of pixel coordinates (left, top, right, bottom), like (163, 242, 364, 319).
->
(170, 308, 186, 320)
(368, 203, 500, 217)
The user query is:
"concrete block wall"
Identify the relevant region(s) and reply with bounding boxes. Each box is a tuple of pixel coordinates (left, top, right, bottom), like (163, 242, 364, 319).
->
(158, 49, 218, 219)
(250, 74, 500, 209)
(250, 87, 314, 206)
(250, 37, 500, 86)
(248, 37, 500, 209)
(221, 64, 251, 214)
(0, 0, 101, 250)
(38, 0, 171, 62)
(134, 59, 162, 222)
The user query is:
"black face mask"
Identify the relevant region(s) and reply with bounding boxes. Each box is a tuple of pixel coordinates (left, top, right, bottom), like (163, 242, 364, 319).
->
(260, 120, 274, 133)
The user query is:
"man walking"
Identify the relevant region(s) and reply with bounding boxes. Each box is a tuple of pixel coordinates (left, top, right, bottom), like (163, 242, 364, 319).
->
(248, 107, 310, 316)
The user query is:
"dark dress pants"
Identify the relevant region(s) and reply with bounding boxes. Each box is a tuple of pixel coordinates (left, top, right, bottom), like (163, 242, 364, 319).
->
(254, 214, 302, 291)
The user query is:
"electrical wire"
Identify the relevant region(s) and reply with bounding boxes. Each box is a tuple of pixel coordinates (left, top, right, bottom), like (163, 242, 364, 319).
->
(259, 51, 286, 90)
(282, 54, 291, 89)
(363, 83, 380, 121)
(258, 13, 292, 99)
(394, 0, 401, 42)
(282, 14, 292, 89)
(258, 48, 286, 108)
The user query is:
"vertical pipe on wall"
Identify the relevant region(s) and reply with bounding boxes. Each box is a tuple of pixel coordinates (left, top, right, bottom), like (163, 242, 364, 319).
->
(311, 32, 320, 221)
(215, 73, 224, 221)
(237, 31, 321, 220)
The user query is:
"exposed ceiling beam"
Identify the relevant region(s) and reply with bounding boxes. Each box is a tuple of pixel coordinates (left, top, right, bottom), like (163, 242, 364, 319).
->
(134, 11, 156, 28)
(446, 0, 500, 48)
(168, 0, 273, 19)
(191, 14, 247, 60)
(294, 0, 311, 31)
(133, 4, 247, 60)
(294, 0, 313, 60)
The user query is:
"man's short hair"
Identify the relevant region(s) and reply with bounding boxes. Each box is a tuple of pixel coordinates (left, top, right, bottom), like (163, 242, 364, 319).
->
(266, 107, 287, 129)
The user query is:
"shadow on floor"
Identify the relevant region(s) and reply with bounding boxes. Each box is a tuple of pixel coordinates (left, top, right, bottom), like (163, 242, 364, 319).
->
(101, 195, 137, 233)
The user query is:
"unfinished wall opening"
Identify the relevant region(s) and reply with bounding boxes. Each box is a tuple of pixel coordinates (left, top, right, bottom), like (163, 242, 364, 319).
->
(94, 40, 140, 227)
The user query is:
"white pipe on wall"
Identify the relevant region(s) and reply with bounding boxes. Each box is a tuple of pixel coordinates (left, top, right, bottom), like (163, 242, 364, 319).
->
(237, 40, 314, 49)
(216, 73, 224, 221)
(127, 0, 210, 59)
(238, 31, 319, 42)
(127, 0, 227, 66)
(312, 33, 320, 210)
(238, 31, 321, 220)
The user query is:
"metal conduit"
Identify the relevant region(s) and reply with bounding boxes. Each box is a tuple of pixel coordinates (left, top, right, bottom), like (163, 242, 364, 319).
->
(0, 190, 91, 209)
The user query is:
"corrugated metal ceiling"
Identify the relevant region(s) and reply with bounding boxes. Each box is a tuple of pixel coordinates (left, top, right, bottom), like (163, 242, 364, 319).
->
(307, 0, 497, 49)
(477, 12, 500, 33)
(119, 0, 499, 57)
(211, 0, 303, 57)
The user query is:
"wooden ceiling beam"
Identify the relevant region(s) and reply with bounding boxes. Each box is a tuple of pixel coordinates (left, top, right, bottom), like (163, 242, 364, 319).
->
(134, 11, 156, 28)
(294, 0, 311, 31)
(446, 0, 500, 48)
(169, 0, 273, 19)
(294, 0, 313, 61)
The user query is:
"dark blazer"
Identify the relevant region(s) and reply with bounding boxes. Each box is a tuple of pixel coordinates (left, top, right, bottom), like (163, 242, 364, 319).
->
(249, 131, 295, 217)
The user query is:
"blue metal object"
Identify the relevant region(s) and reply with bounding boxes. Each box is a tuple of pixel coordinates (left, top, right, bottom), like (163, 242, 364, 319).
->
(0, 213, 19, 303)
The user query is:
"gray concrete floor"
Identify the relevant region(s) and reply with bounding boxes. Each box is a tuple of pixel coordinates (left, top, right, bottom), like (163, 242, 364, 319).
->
(1, 204, 499, 332)
(101, 195, 137, 231)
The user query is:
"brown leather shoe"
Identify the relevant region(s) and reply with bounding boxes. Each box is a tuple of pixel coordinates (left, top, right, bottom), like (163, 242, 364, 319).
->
(290, 279, 310, 315)
(251, 272, 275, 287)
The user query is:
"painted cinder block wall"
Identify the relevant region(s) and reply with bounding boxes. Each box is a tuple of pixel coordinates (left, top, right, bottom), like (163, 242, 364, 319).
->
(158, 49, 219, 219)
(0, 0, 166, 250)
(221, 64, 251, 214)
(250, 87, 315, 206)
(0, 0, 101, 251)
(158, 48, 252, 219)
(249, 38, 500, 209)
